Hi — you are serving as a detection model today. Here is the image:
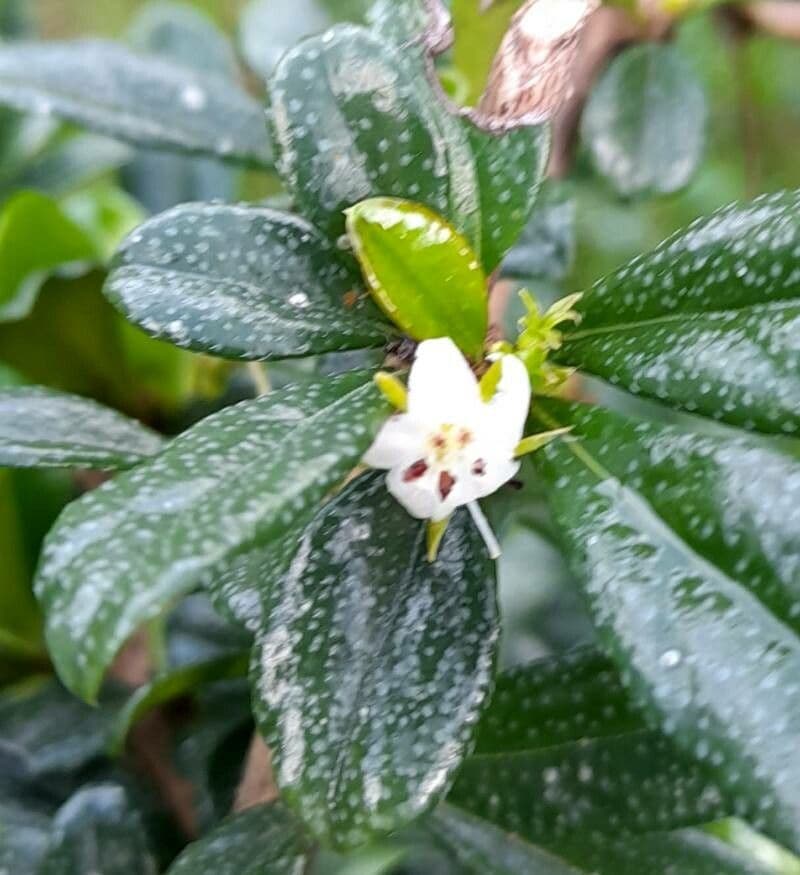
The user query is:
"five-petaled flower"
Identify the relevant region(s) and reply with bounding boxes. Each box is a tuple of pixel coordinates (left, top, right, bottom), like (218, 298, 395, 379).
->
(364, 337, 537, 559)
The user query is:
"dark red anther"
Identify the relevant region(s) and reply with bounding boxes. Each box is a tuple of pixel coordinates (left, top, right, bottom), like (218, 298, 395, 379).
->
(439, 471, 456, 500)
(403, 460, 429, 482)
(472, 459, 486, 476)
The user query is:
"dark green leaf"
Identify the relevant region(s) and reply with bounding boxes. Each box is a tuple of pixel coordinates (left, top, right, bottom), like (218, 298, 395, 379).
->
(559, 190, 800, 434)
(269, 24, 546, 272)
(0, 681, 118, 785)
(0, 191, 96, 322)
(531, 399, 800, 853)
(167, 803, 309, 875)
(105, 203, 394, 361)
(109, 653, 249, 754)
(429, 806, 774, 875)
(251, 472, 498, 849)
(431, 805, 581, 875)
(581, 44, 707, 198)
(0, 387, 163, 469)
(239, 0, 330, 81)
(0, 40, 272, 168)
(124, 1, 240, 214)
(347, 198, 487, 357)
(0, 800, 50, 874)
(449, 646, 728, 845)
(37, 784, 157, 875)
(35, 372, 387, 701)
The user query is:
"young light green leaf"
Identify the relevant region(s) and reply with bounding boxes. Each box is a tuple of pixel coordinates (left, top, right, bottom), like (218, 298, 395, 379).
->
(35, 373, 388, 702)
(269, 24, 546, 272)
(251, 472, 498, 849)
(105, 203, 394, 361)
(0, 191, 96, 322)
(347, 198, 488, 357)
(582, 44, 706, 198)
(559, 189, 800, 435)
(0, 387, 163, 469)
(532, 399, 800, 854)
(167, 804, 310, 875)
(0, 40, 272, 168)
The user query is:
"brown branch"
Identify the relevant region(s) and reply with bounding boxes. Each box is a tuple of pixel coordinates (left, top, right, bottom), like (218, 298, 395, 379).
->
(111, 631, 199, 840)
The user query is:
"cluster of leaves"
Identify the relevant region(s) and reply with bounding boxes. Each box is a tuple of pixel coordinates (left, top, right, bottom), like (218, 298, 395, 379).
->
(2, 0, 800, 873)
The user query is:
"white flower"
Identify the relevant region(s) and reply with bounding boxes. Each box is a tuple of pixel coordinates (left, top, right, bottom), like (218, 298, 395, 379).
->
(364, 337, 531, 555)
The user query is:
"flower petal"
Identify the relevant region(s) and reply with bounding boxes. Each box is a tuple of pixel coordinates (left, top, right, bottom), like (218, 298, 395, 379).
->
(386, 465, 439, 519)
(483, 354, 531, 454)
(470, 456, 520, 500)
(407, 337, 481, 425)
(363, 414, 424, 469)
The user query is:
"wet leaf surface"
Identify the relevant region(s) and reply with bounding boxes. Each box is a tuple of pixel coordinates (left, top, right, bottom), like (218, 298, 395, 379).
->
(429, 805, 773, 875)
(560, 190, 800, 435)
(0, 387, 164, 469)
(449, 646, 728, 844)
(582, 44, 706, 198)
(35, 373, 388, 702)
(251, 473, 498, 849)
(269, 22, 546, 272)
(0, 40, 272, 167)
(167, 803, 309, 874)
(347, 198, 487, 357)
(532, 399, 800, 853)
(106, 203, 394, 361)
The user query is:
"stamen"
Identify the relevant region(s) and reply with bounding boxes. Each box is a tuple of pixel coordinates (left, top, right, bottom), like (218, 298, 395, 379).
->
(439, 471, 456, 500)
(467, 501, 501, 560)
(472, 459, 486, 476)
(403, 460, 428, 482)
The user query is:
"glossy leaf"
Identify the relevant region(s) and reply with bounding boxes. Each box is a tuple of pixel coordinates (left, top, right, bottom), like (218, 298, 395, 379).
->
(581, 44, 706, 198)
(429, 806, 773, 875)
(124, 1, 240, 214)
(251, 472, 498, 848)
(532, 399, 800, 853)
(105, 203, 394, 361)
(0, 387, 164, 469)
(559, 189, 800, 434)
(0, 191, 96, 322)
(37, 784, 157, 875)
(431, 805, 581, 875)
(269, 24, 546, 272)
(167, 803, 309, 875)
(109, 653, 249, 754)
(35, 372, 387, 701)
(449, 646, 728, 845)
(0, 40, 272, 168)
(347, 198, 487, 357)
